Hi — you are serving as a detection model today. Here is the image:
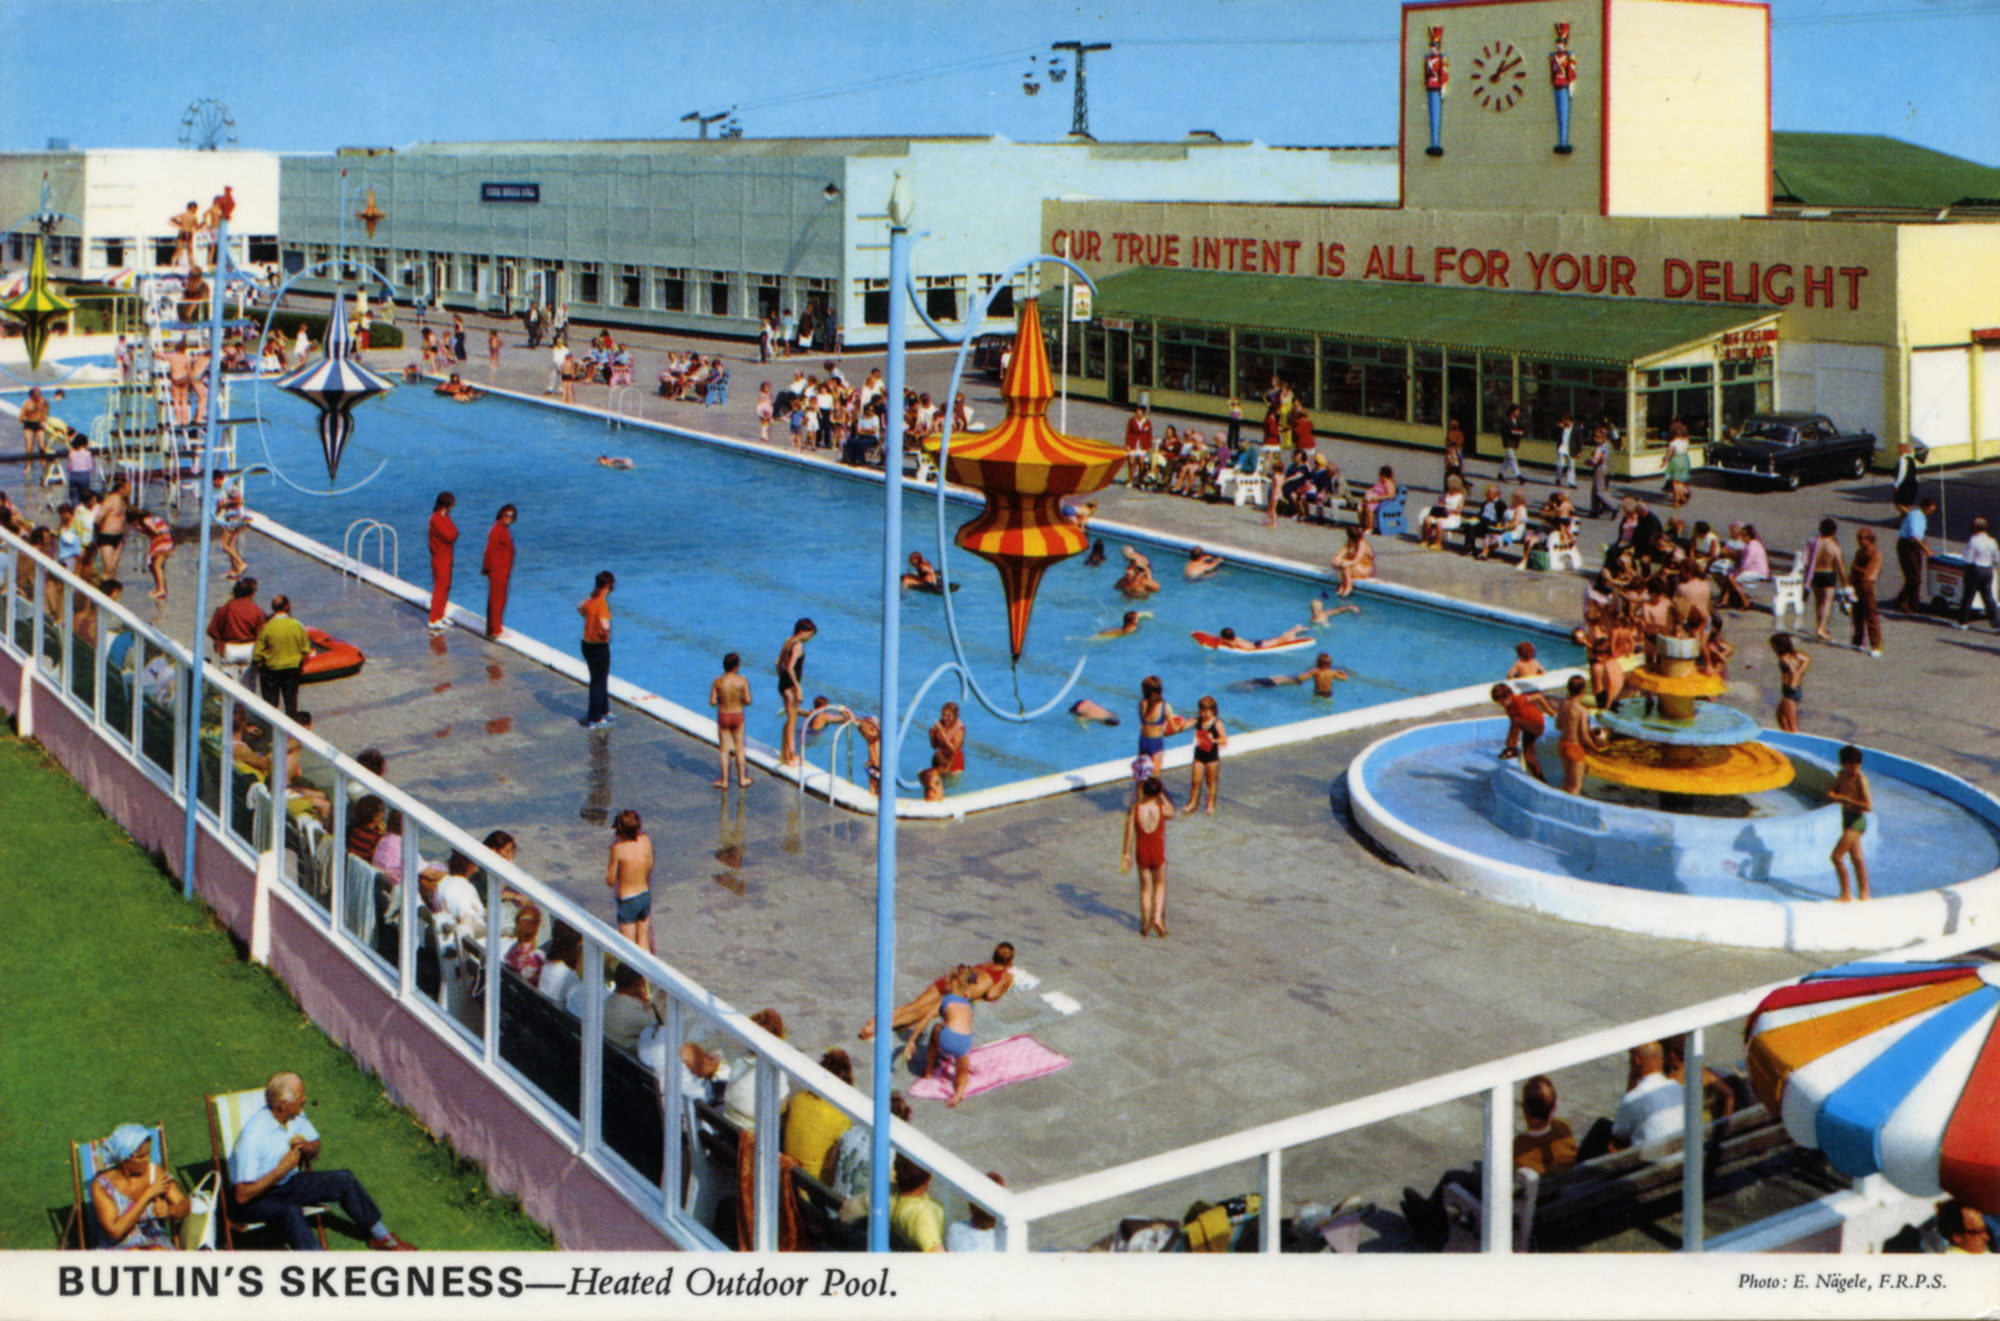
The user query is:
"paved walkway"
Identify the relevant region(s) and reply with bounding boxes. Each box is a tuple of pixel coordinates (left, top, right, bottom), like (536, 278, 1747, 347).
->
(12, 307, 1998, 1249)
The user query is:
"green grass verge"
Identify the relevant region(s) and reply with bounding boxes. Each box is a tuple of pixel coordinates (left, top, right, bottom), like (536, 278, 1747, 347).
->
(0, 729, 552, 1251)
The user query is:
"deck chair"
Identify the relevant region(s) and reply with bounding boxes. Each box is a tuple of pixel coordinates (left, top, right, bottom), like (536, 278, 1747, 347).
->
(69, 1122, 173, 1249)
(1769, 568, 1808, 628)
(205, 1089, 328, 1250)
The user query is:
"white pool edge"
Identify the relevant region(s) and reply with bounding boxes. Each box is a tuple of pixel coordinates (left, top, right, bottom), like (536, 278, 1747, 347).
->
(1346, 718, 2000, 952)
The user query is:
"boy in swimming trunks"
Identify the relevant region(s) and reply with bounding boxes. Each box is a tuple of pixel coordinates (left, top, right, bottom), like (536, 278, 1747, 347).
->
(776, 618, 816, 767)
(1095, 611, 1147, 639)
(1506, 641, 1546, 681)
(606, 809, 655, 954)
(1553, 675, 1607, 795)
(1213, 624, 1311, 651)
(1184, 546, 1224, 581)
(708, 652, 752, 789)
(1491, 683, 1557, 783)
(1260, 652, 1348, 695)
(924, 967, 981, 1108)
(1827, 745, 1872, 902)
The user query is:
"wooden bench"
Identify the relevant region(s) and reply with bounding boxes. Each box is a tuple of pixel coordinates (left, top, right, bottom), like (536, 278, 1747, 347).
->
(688, 1098, 859, 1250)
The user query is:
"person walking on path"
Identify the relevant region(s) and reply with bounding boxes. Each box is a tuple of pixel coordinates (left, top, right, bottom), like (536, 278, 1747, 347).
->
(426, 492, 457, 632)
(1122, 775, 1176, 938)
(1497, 403, 1527, 484)
(1955, 516, 2000, 632)
(481, 504, 516, 638)
(776, 618, 816, 767)
(578, 571, 615, 728)
(709, 652, 753, 789)
(254, 595, 310, 718)
(1892, 497, 1935, 613)
(1553, 411, 1577, 489)
(1587, 426, 1614, 518)
(1848, 526, 1883, 657)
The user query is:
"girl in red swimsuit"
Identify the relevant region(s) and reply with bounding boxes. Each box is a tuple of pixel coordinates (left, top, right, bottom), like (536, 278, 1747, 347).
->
(1122, 775, 1176, 938)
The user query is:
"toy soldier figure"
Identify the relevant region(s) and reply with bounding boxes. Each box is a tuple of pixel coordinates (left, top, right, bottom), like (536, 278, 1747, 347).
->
(1550, 23, 1579, 154)
(1424, 27, 1450, 157)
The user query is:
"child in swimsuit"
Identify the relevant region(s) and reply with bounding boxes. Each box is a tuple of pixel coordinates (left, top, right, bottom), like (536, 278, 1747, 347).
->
(1187, 695, 1226, 815)
(1828, 744, 1871, 902)
(1770, 633, 1809, 734)
(1136, 674, 1175, 758)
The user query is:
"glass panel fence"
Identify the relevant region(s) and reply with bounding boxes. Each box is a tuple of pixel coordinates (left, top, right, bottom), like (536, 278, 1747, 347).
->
(137, 642, 178, 780)
(196, 684, 225, 818)
(498, 908, 583, 1125)
(286, 738, 339, 913)
(40, 574, 64, 677)
(101, 615, 137, 749)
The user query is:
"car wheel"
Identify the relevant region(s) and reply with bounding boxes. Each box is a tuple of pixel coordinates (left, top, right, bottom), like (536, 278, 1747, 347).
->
(1783, 471, 1802, 492)
(1850, 455, 1868, 479)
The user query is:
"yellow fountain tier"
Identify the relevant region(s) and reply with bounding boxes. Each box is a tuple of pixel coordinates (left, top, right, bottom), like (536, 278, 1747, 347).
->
(1584, 737, 1797, 796)
(1625, 668, 1728, 700)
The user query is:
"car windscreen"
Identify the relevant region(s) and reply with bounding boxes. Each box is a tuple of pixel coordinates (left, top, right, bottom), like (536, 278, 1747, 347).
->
(1736, 423, 1796, 444)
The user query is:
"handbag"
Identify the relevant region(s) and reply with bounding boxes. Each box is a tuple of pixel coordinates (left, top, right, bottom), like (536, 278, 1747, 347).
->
(180, 1171, 221, 1251)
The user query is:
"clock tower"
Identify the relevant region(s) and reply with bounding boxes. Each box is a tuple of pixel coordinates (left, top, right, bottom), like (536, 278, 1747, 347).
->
(1400, 0, 1770, 218)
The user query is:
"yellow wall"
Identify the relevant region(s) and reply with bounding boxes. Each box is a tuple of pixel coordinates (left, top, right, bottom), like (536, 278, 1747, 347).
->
(1603, 0, 1768, 217)
(1894, 225, 2000, 347)
(1402, 1, 1604, 216)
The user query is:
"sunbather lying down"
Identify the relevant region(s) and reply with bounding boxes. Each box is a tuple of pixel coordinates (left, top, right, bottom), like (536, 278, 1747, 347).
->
(859, 942, 1018, 1060)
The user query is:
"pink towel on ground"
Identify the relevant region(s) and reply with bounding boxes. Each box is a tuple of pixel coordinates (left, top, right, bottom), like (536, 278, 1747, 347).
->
(908, 1033, 1071, 1102)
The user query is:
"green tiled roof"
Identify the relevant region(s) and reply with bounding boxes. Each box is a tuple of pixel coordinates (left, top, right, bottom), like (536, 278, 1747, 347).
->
(1772, 132, 2000, 210)
(1091, 268, 1770, 366)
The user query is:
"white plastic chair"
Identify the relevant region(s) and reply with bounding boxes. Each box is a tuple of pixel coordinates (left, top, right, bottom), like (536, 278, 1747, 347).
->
(1769, 568, 1807, 628)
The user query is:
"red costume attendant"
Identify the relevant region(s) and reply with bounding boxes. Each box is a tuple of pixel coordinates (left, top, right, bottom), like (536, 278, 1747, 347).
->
(481, 507, 516, 638)
(427, 499, 458, 628)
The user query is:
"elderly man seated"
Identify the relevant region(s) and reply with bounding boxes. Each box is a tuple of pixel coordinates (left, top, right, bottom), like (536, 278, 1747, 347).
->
(231, 1071, 415, 1251)
(1399, 1074, 1578, 1250)
(1576, 1041, 1686, 1162)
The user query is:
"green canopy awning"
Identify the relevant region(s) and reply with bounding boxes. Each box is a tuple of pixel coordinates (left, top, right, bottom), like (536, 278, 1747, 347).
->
(1091, 267, 1774, 366)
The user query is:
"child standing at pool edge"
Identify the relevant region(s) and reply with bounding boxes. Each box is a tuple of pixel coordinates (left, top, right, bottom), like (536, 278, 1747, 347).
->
(1828, 745, 1872, 903)
(606, 809, 655, 954)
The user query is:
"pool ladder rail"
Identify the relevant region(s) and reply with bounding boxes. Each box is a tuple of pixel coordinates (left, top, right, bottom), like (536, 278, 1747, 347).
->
(342, 517, 400, 582)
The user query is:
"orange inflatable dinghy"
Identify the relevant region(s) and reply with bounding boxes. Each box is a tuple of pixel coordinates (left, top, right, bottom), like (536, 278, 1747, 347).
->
(301, 628, 366, 683)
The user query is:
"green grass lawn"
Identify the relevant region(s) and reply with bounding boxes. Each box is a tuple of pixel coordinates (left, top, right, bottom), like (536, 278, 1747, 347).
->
(0, 728, 553, 1251)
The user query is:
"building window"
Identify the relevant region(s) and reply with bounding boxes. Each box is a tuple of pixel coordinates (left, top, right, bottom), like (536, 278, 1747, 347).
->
(310, 243, 333, 274)
(282, 248, 306, 276)
(426, 251, 452, 292)
(1237, 333, 1316, 411)
(619, 265, 643, 309)
(1480, 354, 1516, 433)
(749, 273, 782, 320)
(861, 278, 890, 327)
(153, 237, 177, 267)
(1158, 322, 1231, 397)
(1640, 365, 1714, 445)
(1518, 359, 1626, 443)
(704, 270, 731, 317)
(93, 238, 129, 269)
(1081, 322, 1106, 381)
(655, 267, 686, 312)
(1412, 350, 1444, 426)
(396, 249, 423, 289)
(919, 274, 964, 323)
(978, 273, 1017, 320)
(1319, 341, 1408, 422)
(1718, 357, 1773, 439)
(248, 235, 279, 264)
(7, 232, 23, 261)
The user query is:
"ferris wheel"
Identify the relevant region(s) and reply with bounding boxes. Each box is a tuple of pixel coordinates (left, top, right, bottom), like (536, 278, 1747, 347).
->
(178, 98, 238, 151)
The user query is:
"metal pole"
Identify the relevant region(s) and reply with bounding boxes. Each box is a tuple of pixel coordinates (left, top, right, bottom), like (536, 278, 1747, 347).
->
(179, 219, 230, 900)
(1681, 1027, 1706, 1251)
(867, 212, 910, 1255)
(1060, 265, 1070, 434)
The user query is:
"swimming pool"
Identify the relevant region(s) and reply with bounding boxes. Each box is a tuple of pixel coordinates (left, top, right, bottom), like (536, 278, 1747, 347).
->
(131, 386, 1582, 793)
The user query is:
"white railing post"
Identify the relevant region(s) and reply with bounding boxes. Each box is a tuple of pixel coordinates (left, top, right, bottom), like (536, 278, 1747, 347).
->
(250, 705, 281, 965)
(91, 606, 109, 730)
(1260, 1148, 1283, 1253)
(58, 580, 73, 696)
(483, 867, 503, 1064)
(579, 940, 605, 1156)
(754, 1054, 779, 1252)
(23, 561, 44, 737)
(1682, 1026, 1706, 1252)
(1481, 1082, 1512, 1255)
(399, 814, 420, 999)
(218, 689, 236, 831)
(171, 656, 189, 806)
(662, 997, 685, 1214)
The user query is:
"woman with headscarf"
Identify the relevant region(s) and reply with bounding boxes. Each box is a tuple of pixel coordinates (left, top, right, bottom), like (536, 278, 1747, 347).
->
(481, 504, 516, 639)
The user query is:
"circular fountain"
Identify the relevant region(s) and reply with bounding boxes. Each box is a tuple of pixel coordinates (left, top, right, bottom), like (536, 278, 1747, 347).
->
(1346, 642, 2000, 952)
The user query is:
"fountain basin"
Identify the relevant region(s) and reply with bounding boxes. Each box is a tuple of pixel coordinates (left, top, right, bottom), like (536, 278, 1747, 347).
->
(1345, 719, 2000, 951)
(1594, 698, 1766, 748)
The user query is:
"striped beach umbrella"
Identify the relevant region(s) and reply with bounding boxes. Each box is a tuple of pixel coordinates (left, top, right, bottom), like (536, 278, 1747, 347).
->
(1746, 959, 2000, 1213)
(0, 234, 78, 370)
(275, 291, 393, 482)
(945, 298, 1126, 659)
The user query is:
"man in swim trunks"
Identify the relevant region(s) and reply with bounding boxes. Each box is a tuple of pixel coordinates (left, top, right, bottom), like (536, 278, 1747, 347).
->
(925, 967, 981, 1107)
(1553, 675, 1607, 795)
(1827, 744, 1872, 902)
(928, 702, 965, 780)
(1212, 624, 1311, 651)
(18, 386, 48, 462)
(776, 618, 816, 767)
(860, 942, 1018, 1059)
(709, 652, 753, 789)
(606, 808, 654, 953)
(1588, 636, 1626, 712)
(92, 474, 130, 579)
(900, 551, 941, 592)
(1492, 683, 1557, 783)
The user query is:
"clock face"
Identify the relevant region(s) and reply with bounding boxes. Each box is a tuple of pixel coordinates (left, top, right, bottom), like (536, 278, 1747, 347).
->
(1470, 40, 1528, 112)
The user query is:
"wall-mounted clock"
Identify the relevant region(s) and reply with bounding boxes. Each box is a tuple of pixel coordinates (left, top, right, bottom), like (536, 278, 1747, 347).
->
(1470, 41, 1527, 112)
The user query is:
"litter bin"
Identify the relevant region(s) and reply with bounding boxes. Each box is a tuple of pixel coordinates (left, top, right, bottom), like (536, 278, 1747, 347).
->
(1926, 552, 1967, 613)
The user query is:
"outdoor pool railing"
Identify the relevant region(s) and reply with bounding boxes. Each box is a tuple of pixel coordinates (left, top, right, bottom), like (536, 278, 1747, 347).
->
(4, 521, 1987, 1254)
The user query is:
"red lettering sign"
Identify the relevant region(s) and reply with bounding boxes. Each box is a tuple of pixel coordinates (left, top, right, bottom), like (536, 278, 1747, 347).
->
(1663, 259, 1694, 299)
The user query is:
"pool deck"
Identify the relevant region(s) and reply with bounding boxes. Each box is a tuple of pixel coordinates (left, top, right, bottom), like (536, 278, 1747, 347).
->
(13, 311, 2000, 1248)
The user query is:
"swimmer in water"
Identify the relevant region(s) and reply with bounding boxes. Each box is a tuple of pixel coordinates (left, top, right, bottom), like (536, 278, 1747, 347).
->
(597, 455, 634, 469)
(1070, 699, 1121, 726)
(1184, 546, 1224, 581)
(1095, 610, 1149, 639)
(1309, 594, 1362, 627)
(1084, 539, 1107, 568)
(1210, 624, 1312, 651)
(1116, 559, 1161, 599)
(1246, 652, 1349, 694)
(805, 695, 851, 734)
(900, 551, 941, 593)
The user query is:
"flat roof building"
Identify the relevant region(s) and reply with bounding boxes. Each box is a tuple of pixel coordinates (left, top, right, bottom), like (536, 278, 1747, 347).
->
(275, 135, 1396, 349)
(1043, 0, 2000, 472)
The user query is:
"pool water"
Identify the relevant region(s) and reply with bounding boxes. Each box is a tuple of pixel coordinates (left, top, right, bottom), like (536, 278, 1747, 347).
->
(158, 386, 1581, 793)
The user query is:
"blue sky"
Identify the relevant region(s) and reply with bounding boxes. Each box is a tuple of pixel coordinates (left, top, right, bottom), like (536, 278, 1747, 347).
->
(2, 0, 1995, 164)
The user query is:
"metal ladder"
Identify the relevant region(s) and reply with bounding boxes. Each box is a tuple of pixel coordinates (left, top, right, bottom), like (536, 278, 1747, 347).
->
(342, 518, 399, 581)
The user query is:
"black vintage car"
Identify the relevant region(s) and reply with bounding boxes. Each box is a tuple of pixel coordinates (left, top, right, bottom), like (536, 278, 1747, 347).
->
(1704, 413, 1879, 491)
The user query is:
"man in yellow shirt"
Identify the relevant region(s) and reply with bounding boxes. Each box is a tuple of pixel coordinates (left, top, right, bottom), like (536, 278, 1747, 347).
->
(782, 1048, 855, 1184)
(253, 595, 311, 717)
(889, 1154, 946, 1253)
